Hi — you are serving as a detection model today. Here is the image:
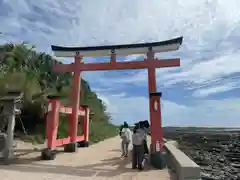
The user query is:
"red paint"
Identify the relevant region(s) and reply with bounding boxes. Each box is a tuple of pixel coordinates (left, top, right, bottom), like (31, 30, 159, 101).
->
(69, 56, 82, 143)
(147, 50, 158, 152)
(55, 136, 84, 147)
(45, 97, 89, 150)
(150, 94, 163, 151)
(49, 50, 180, 153)
(45, 56, 87, 151)
(58, 106, 85, 116)
(55, 137, 70, 147)
(76, 135, 85, 142)
(158, 97, 164, 150)
(53, 58, 180, 72)
(46, 99, 60, 150)
(83, 107, 90, 142)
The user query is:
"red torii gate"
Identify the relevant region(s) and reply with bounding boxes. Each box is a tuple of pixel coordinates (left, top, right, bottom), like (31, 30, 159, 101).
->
(43, 98, 89, 156)
(44, 37, 183, 161)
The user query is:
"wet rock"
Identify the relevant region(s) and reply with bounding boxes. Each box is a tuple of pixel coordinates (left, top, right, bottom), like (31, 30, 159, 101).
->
(164, 128, 240, 180)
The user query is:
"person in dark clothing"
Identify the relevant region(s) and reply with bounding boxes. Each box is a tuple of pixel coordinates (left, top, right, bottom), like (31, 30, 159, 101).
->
(132, 127, 145, 170)
(119, 125, 124, 136)
(134, 120, 150, 155)
(143, 138, 149, 154)
(140, 122, 149, 155)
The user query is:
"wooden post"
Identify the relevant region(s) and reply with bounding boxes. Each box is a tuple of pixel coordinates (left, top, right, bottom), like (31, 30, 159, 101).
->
(147, 49, 160, 152)
(47, 99, 60, 150)
(69, 56, 82, 143)
(149, 92, 163, 151)
(83, 107, 90, 143)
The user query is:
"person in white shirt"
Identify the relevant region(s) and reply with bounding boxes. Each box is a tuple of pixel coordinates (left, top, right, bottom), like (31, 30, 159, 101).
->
(132, 124, 146, 170)
(120, 122, 132, 157)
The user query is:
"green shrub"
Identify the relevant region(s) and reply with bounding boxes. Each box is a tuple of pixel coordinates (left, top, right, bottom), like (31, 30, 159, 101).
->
(0, 43, 118, 145)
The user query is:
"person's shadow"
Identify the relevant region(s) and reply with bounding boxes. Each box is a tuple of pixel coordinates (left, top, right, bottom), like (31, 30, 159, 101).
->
(78, 156, 135, 177)
(0, 145, 176, 179)
(0, 148, 136, 178)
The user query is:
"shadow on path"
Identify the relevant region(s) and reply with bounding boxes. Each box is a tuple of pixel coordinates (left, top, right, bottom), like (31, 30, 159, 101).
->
(0, 153, 137, 178)
(109, 149, 122, 152)
(0, 147, 177, 179)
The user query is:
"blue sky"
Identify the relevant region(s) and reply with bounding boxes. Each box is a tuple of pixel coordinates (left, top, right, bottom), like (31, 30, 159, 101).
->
(0, 0, 240, 127)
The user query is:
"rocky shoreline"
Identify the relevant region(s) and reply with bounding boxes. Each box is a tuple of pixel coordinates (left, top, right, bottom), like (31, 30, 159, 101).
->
(164, 129, 240, 180)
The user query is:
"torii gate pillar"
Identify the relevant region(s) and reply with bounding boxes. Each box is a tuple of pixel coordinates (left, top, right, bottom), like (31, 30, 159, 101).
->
(147, 50, 163, 153)
(66, 56, 82, 151)
(149, 91, 163, 151)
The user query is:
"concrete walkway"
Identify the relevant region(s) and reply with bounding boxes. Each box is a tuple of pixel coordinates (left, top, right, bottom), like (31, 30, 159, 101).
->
(0, 137, 176, 180)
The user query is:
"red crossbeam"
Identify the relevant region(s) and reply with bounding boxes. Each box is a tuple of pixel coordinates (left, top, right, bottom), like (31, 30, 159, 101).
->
(55, 135, 84, 147)
(48, 104, 85, 116)
(53, 58, 180, 72)
(59, 106, 85, 116)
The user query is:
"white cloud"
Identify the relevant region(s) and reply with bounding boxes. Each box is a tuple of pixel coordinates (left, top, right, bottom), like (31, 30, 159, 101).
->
(123, 54, 144, 62)
(99, 93, 240, 127)
(0, 0, 240, 126)
(91, 87, 116, 93)
(193, 81, 240, 97)
(161, 51, 240, 84)
(98, 93, 149, 126)
(93, 49, 240, 97)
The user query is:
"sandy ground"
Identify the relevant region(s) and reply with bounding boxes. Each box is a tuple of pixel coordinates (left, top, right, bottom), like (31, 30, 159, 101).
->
(0, 137, 176, 180)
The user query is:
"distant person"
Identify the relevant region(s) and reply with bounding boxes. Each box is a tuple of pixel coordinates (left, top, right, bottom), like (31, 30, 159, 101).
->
(120, 121, 132, 157)
(132, 124, 146, 170)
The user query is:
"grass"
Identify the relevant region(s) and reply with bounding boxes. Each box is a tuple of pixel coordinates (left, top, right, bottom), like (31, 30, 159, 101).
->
(18, 116, 118, 145)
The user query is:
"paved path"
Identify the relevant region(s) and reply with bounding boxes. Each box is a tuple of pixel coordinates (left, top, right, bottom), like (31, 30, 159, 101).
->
(0, 137, 176, 180)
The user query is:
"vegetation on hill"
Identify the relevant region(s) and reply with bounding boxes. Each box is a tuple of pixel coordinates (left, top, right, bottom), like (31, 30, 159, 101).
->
(0, 43, 118, 144)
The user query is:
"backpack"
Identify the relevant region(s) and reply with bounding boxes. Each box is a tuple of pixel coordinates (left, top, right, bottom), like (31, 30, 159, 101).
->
(132, 129, 145, 145)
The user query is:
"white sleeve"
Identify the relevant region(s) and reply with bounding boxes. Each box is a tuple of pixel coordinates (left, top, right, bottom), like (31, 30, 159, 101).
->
(128, 129, 132, 142)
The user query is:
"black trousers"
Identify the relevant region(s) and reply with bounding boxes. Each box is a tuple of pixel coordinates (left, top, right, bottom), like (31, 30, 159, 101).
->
(143, 140, 149, 154)
(132, 144, 144, 169)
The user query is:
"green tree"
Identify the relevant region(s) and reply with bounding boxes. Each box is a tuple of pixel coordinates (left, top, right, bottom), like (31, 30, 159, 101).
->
(0, 43, 117, 144)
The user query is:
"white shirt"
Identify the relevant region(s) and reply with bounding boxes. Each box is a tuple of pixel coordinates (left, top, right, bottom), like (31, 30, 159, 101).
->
(121, 127, 132, 142)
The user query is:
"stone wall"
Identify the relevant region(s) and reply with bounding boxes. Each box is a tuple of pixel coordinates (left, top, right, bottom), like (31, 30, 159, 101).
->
(164, 130, 240, 180)
(164, 140, 201, 180)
